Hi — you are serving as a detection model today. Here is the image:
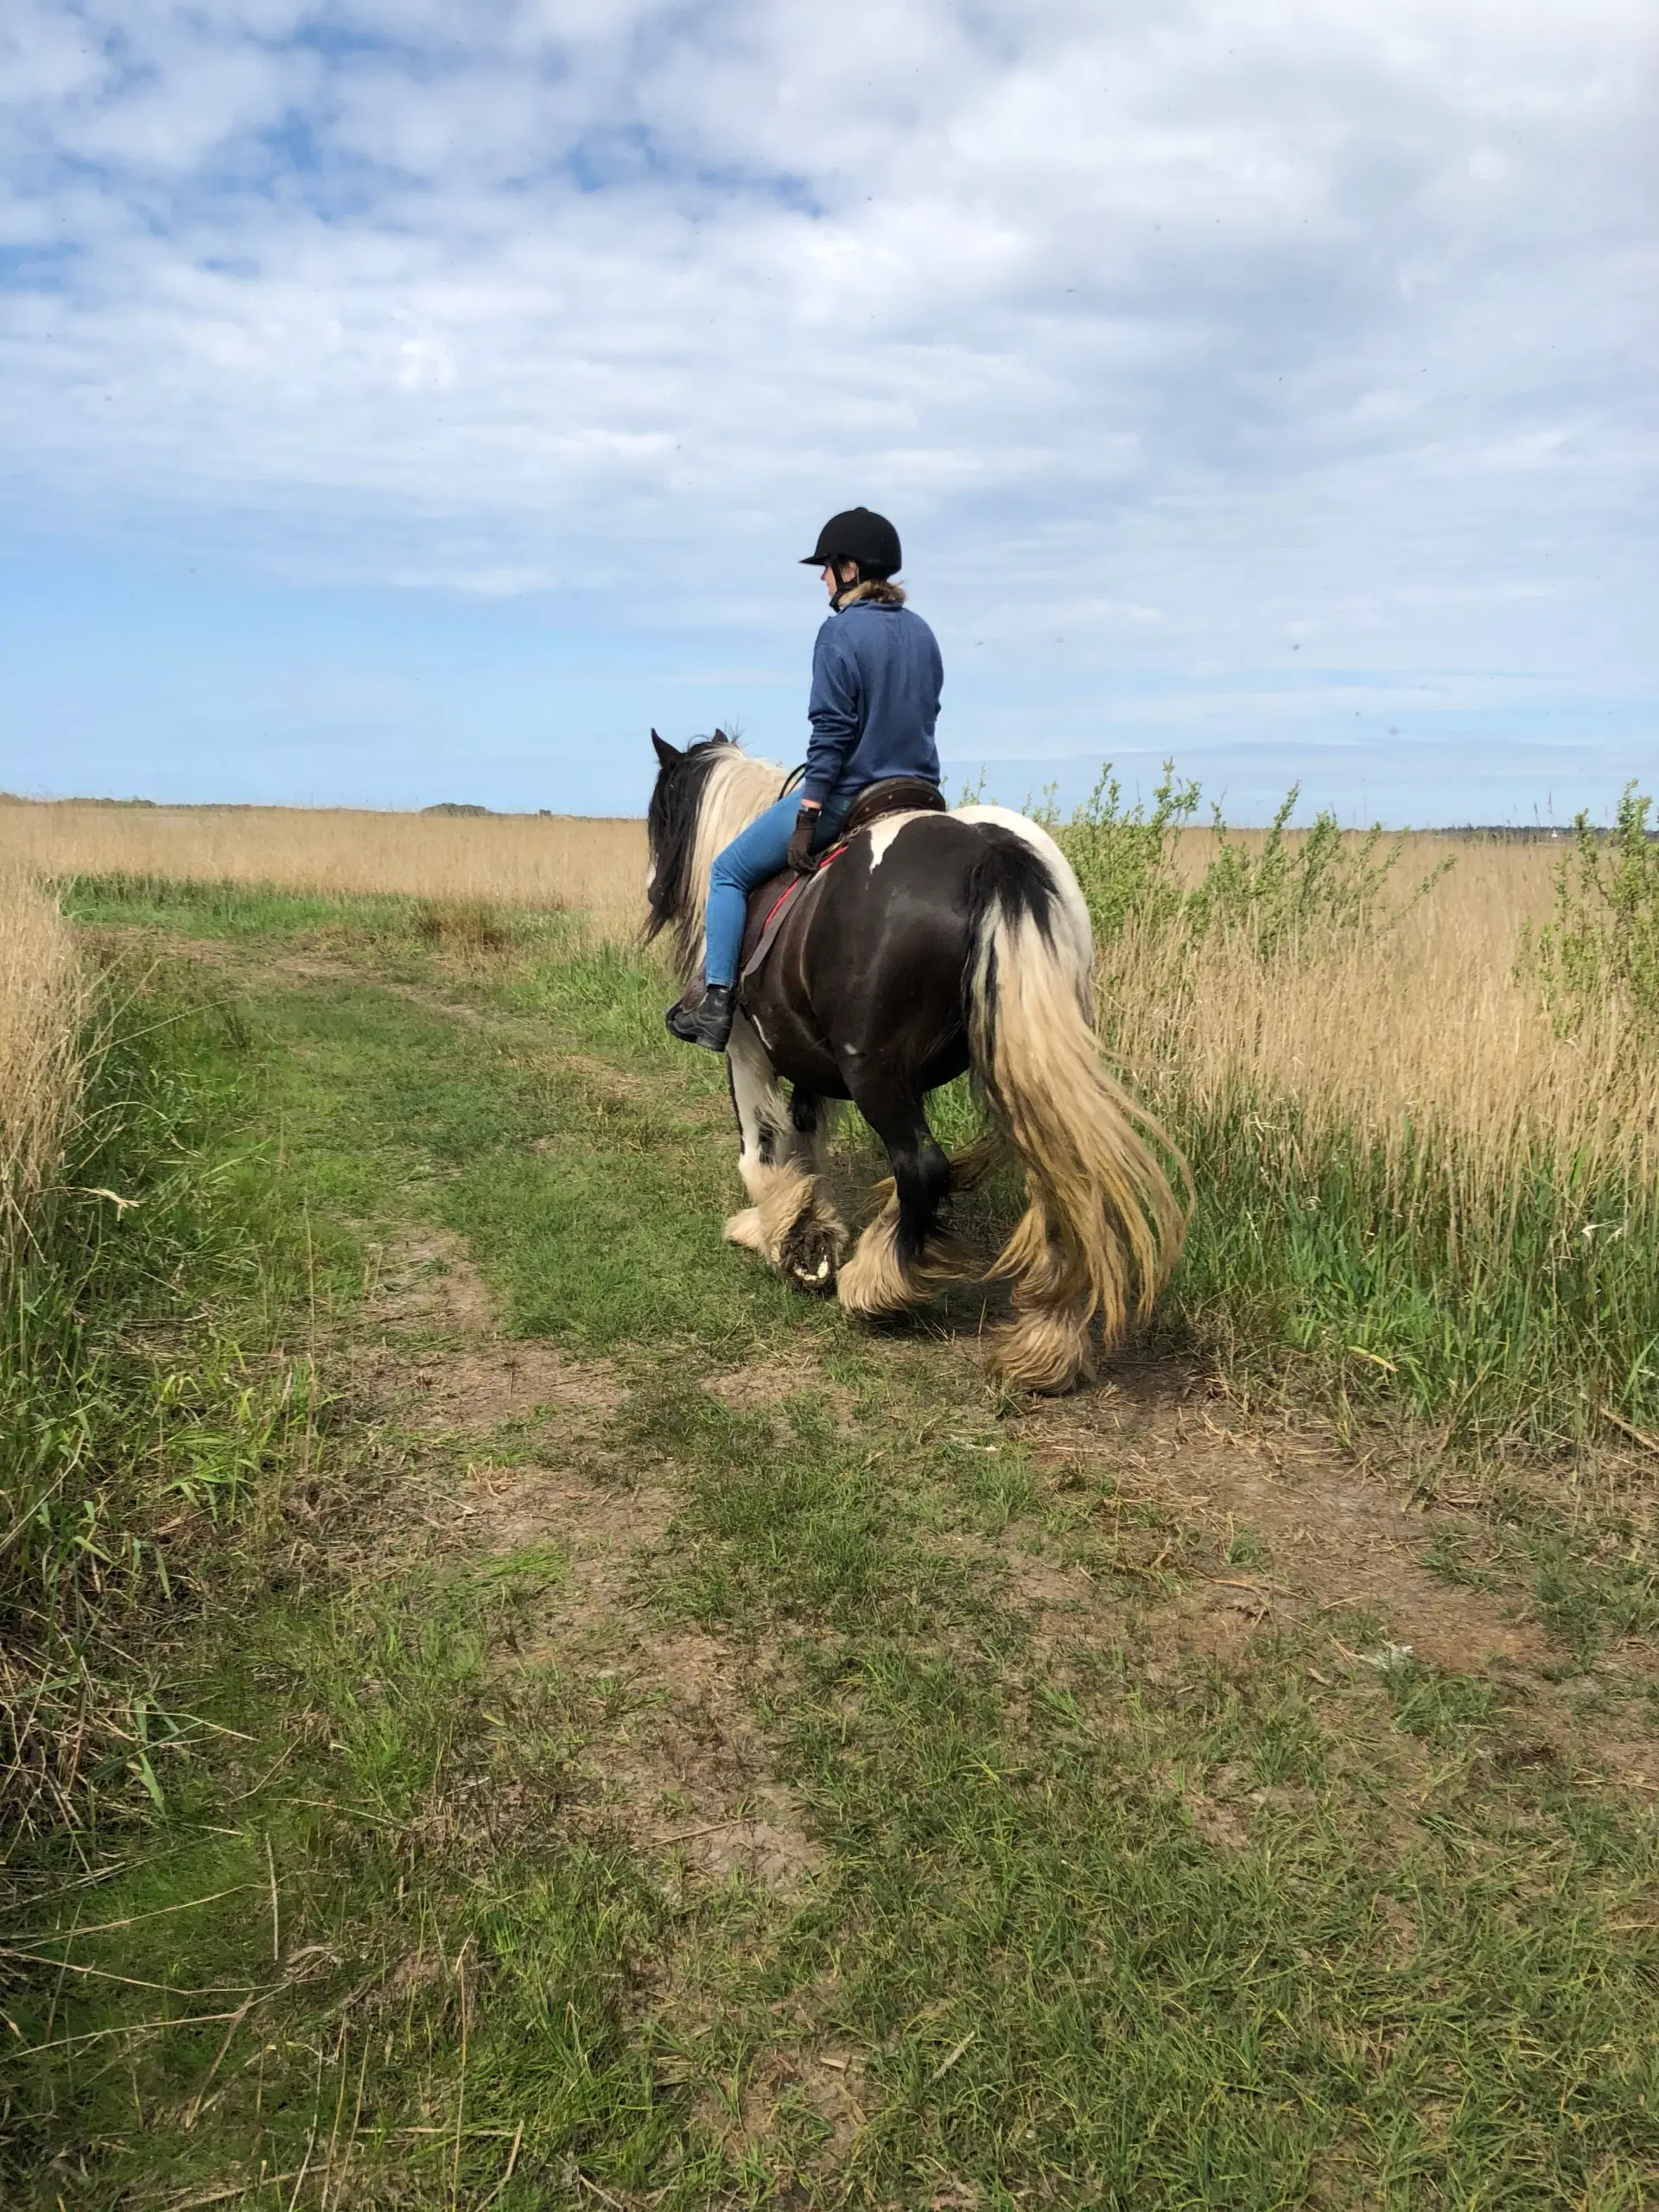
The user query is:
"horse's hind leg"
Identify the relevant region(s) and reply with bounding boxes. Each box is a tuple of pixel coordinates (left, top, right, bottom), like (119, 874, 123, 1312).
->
(721, 1014, 847, 1292)
(837, 1072, 972, 1319)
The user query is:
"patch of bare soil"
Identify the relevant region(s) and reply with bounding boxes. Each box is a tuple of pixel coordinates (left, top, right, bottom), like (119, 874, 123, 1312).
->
(275, 954, 499, 1027)
(721, 2036, 873, 2175)
(558, 1050, 652, 1103)
(702, 1351, 824, 1412)
(1146, 1754, 1318, 1855)
(1013, 1361, 1550, 1675)
(471, 1455, 821, 1892)
(352, 1228, 621, 1434)
(124, 922, 551, 1038)
(595, 1698, 821, 1893)
(700, 1351, 861, 1436)
(365, 1227, 495, 1335)
(381, 1342, 620, 1430)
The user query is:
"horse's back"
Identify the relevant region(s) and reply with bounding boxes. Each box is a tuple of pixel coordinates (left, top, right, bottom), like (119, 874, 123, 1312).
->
(751, 806, 1083, 1092)
(822, 804, 1089, 967)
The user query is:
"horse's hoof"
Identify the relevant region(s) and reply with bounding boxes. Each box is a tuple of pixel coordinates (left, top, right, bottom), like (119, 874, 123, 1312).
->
(784, 1218, 842, 1295)
(789, 1252, 838, 1296)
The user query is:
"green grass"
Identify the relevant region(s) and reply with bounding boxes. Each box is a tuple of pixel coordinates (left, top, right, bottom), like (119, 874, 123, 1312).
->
(0, 953, 336, 1845)
(4, 883, 1657, 2208)
(1158, 1094, 1659, 1457)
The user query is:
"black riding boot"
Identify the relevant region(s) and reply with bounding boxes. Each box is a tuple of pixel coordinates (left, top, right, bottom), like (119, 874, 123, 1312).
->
(665, 982, 736, 1052)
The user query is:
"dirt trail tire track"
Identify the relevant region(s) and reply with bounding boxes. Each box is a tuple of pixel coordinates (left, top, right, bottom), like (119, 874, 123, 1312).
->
(356, 1222, 823, 1895)
(105, 925, 824, 1891)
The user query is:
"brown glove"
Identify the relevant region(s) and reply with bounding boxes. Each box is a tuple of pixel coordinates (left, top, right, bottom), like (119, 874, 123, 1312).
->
(786, 805, 821, 874)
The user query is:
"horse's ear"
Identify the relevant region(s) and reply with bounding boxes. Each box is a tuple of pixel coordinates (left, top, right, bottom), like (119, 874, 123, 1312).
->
(712, 728, 728, 744)
(651, 728, 681, 767)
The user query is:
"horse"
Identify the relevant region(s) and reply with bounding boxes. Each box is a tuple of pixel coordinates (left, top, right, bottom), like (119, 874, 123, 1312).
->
(644, 732, 1188, 1391)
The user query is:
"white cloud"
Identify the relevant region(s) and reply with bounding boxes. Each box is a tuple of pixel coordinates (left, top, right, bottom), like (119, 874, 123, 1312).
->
(1, 0, 1655, 786)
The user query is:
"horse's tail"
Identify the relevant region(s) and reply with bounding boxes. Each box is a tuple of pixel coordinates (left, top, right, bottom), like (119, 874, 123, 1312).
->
(963, 823, 1189, 1391)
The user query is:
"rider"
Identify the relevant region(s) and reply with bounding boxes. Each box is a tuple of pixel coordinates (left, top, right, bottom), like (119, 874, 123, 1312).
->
(668, 506, 944, 1052)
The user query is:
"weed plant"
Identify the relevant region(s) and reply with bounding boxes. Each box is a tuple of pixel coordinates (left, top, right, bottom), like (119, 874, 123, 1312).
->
(1033, 762, 1198, 945)
(1179, 791, 1452, 957)
(1521, 781, 1659, 1046)
(1043, 764, 1447, 961)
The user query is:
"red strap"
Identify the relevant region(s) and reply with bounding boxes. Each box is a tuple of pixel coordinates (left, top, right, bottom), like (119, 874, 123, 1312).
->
(760, 842, 848, 936)
(760, 880, 799, 934)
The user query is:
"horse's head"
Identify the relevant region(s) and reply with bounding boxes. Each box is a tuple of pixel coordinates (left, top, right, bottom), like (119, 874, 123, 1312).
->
(643, 728, 739, 948)
(644, 728, 793, 973)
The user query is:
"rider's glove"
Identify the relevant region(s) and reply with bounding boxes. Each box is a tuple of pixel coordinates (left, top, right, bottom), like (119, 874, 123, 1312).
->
(787, 804, 821, 875)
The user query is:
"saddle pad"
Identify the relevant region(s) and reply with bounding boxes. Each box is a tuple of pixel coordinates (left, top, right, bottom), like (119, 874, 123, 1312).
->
(739, 845, 847, 983)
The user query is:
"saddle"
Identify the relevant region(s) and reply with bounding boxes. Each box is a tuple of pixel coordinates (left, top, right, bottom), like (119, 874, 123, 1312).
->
(840, 774, 948, 837)
(740, 777, 947, 984)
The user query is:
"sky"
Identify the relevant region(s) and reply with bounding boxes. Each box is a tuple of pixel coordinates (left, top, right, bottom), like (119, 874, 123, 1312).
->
(2, 0, 1655, 823)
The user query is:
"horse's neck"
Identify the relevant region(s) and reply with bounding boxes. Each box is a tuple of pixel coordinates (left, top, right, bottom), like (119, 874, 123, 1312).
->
(689, 753, 790, 900)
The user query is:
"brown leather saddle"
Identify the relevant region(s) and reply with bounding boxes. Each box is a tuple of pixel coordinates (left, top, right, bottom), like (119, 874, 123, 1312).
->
(740, 776, 947, 983)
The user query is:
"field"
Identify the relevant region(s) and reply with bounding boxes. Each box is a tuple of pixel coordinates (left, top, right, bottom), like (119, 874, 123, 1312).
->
(0, 801, 647, 939)
(2, 791, 1657, 2208)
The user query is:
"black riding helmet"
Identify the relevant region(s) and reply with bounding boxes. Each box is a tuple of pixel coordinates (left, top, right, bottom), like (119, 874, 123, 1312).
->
(799, 507, 901, 580)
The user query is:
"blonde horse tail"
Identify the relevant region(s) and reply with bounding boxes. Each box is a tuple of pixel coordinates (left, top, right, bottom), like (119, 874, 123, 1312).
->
(964, 824, 1189, 1392)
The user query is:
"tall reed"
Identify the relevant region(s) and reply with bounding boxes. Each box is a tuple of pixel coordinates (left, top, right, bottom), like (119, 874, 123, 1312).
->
(1090, 833, 1659, 1450)
(0, 874, 87, 1262)
(2, 962, 320, 1839)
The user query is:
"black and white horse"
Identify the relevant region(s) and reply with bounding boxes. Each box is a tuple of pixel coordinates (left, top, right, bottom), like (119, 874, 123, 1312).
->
(645, 733, 1186, 1391)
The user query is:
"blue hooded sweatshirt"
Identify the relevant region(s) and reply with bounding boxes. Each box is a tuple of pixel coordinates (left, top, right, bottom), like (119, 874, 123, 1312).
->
(801, 595, 943, 806)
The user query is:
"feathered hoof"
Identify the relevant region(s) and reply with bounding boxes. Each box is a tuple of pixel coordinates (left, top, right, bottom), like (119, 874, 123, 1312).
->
(781, 1206, 845, 1295)
(836, 1208, 912, 1318)
(985, 1306, 1097, 1395)
(838, 1211, 973, 1319)
(725, 1170, 846, 1294)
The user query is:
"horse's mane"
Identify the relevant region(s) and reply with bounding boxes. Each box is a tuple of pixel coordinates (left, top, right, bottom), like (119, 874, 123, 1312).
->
(645, 735, 791, 978)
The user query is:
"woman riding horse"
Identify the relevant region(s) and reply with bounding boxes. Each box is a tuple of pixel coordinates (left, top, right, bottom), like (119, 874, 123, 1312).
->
(645, 550, 1189, 1389)
(665, 506, 943, 1052)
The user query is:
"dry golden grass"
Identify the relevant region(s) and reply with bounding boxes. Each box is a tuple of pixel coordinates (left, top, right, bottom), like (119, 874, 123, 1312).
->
(0, 874, 88, 1250)
(4, 798, 1641, 1215)
(1109, 836, 1656, 1212)
(0, 801, 648, 940)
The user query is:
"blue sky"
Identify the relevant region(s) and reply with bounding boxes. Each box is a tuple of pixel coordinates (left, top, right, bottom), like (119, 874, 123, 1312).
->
(3, 1, 1655, 823)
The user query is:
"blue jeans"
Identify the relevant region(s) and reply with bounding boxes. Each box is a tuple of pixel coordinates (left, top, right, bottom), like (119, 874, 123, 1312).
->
(704, 790, 849, 988)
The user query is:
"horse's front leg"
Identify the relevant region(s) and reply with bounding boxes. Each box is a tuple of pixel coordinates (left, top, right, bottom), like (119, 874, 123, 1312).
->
(721, 1013, 847, 1293)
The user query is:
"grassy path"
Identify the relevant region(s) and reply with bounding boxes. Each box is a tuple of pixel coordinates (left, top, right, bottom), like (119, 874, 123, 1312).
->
(7, 893, 1659, 2209)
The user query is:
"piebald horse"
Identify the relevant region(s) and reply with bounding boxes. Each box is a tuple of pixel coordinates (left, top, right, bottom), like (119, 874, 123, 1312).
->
(645, 733, 1187, 1391)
